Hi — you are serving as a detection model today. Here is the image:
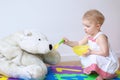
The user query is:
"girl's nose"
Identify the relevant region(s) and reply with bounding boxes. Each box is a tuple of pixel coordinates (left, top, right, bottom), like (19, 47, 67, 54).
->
(84, 27, 86, 30)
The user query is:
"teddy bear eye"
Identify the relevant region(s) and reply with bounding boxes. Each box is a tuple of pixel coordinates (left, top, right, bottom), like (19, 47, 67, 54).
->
(38, 39, 41, 41)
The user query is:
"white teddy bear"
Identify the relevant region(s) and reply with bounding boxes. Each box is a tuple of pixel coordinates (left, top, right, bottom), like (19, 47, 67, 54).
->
(0, 30, 61, 80)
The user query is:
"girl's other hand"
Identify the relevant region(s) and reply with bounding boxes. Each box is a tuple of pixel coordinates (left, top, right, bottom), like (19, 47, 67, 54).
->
(82, 49, 91, 57)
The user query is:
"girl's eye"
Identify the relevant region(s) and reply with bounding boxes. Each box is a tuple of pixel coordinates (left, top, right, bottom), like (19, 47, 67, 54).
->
(86, 25, 90, 28)
(84, 24, 90, 28)
(38, 39, 41, 41)
(84, 26, 90, 29)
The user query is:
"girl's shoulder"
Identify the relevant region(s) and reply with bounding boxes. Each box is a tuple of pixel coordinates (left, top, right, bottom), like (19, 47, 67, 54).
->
(94, 32, 108, 39)
(96, 33, 108, 43)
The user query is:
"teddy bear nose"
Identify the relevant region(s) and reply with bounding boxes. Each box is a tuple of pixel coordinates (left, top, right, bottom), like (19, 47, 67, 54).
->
(49, 44, 52, 50)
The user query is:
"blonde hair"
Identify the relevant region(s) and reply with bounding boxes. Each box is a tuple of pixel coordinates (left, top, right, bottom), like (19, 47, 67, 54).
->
(82, 9, 105, 26)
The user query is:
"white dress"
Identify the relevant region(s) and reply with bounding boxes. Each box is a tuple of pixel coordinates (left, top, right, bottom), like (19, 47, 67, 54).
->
(80, 32, 119, 78)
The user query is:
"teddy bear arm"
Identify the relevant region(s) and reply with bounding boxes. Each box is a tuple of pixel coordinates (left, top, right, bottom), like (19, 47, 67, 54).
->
(43, 50, 61, 65)
(0, 46, 22, 65)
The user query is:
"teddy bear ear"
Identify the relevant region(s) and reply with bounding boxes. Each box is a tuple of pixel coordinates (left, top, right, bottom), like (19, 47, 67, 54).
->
(24, 30, 33, 36)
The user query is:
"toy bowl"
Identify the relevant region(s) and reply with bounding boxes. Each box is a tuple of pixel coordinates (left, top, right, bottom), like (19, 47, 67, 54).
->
(72, 45, 89, 56)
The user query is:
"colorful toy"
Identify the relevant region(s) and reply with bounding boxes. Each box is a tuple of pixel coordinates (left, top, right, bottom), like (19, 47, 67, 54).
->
(72, 45, 89, 56)
(0, 75, 24, 80)
(45, 66, 120, 80)
(54, 39, 64, 49)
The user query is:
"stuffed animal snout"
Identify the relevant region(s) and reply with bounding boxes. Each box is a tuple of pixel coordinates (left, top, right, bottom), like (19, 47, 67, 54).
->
(49, 44, 53, 50)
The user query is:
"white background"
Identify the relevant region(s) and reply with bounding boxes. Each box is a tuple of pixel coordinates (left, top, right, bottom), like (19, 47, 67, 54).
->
(0, 0, 120, 58)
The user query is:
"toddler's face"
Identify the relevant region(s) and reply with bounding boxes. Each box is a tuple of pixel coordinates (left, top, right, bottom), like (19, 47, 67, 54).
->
(82, 19, 100, 36)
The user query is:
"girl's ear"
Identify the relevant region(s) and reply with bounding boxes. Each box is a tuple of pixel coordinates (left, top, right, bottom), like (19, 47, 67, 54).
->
(96, 23, 101, 29)
(97, 23, 101, 27)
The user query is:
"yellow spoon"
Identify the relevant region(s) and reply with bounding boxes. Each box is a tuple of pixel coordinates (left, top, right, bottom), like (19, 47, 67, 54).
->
(54, 39, 64, 49)
(56, 68, 81, 72)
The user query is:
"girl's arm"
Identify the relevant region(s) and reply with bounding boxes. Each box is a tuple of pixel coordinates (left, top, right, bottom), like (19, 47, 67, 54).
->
(63, 35, 88, 47)
(78, 35, 88, 46)
(90, 34, 109, 57)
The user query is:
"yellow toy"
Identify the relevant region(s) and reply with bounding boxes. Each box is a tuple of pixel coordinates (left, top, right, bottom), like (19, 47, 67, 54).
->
(54, 39, 64, 49)
(0, 75, 8, 80)
(116, 70, 120, 75)
(72, 45, 89, 56)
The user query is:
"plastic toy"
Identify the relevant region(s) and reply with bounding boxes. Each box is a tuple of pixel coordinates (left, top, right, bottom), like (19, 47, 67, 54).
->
(72, 45, 89, 56)
(116, 70, 120, 75)
(54, 39, 64, 49)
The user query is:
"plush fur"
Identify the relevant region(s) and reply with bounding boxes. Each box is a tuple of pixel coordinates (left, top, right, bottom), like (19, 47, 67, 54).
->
(0, 30, 61, 79)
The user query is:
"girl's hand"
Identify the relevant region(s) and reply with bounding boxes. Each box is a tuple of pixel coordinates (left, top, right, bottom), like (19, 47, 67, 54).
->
(62, 37, 70, 45)
(62, 37, 79, 47)
(82, 49, 91, 57)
